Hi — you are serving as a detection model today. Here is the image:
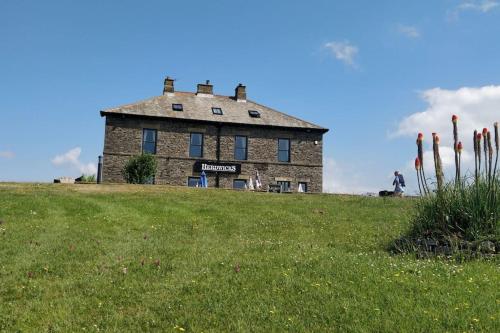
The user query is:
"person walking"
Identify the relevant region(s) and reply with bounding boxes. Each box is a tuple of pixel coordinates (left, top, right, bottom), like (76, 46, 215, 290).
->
(393, 171, 405, 196)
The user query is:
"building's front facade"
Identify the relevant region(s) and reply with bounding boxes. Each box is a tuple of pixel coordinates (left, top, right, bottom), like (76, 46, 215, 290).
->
(100, 78, 329, 192)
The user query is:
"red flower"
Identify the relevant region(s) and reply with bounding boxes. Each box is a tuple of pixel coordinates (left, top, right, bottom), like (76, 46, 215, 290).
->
(452, 115, 458, 123)
(457, 141, 463, 152)
(482, 127, 488, 134)
(415, 157, 421, 170)
(477, 133, 482, 140)
(417, 133, 424, 141)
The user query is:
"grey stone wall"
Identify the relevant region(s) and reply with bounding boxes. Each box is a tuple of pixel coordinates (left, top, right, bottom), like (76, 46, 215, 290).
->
(102, 115, 324, 192)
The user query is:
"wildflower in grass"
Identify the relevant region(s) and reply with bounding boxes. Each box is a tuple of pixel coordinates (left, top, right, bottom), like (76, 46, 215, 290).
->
(27, 271, 34, 278)
(122, 267, 128, 274)
(234, 263, 241, 273)
(154, 259, 160, 267)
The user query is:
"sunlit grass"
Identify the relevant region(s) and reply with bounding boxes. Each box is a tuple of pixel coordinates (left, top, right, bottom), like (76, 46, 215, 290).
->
(0, 184, 498, 332)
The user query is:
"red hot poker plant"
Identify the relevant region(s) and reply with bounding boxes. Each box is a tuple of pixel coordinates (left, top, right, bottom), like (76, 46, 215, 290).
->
(416, 133, 429, 194)
(483, 128, 489, 176)
(477, 132, 482, 175)
(494, 122, 499, 180)
(432, 134, 444, 191)
(452, 115, 459, 184)
(415, 157, 423, 196)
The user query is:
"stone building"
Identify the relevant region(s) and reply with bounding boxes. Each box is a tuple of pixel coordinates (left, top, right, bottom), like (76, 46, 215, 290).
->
(100, 77, 328, 192)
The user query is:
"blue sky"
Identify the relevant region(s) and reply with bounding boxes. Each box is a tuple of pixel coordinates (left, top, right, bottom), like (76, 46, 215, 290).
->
(1, 0, 500, 193)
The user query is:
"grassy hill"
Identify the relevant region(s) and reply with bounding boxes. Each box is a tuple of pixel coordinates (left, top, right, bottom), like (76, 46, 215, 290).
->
(0, 184, 498, 332)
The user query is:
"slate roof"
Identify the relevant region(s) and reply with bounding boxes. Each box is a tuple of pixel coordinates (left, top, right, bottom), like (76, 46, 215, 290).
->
(100, 92, 328, 132)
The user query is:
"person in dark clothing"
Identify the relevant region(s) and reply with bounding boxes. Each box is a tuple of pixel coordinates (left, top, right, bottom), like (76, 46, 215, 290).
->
(393, 171, 405, 196)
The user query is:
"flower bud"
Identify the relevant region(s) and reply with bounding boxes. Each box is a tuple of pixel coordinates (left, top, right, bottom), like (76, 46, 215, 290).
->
(452, 115, 458, 123)
(415, 157, 421, 170)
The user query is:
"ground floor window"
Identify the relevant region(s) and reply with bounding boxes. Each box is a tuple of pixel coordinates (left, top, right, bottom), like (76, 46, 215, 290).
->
(298, 182, 308, 192)
(233, 179, 247, 189)
(277, 181, 291, 192)
(188, 177, 201, 187)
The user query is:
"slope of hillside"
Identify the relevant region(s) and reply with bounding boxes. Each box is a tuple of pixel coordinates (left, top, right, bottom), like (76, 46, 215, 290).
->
(0, 184, 497, 332)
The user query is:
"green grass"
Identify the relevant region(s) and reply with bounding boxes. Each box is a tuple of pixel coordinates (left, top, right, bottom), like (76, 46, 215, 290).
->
(0, 184, 498, 332)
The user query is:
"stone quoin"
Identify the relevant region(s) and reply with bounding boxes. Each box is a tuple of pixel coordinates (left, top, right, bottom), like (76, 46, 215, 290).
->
(100, 77, 329, 192)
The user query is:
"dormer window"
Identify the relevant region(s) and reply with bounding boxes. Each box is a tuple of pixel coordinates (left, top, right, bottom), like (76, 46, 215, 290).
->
(248, 110, 261, 118)
(212, 107, 223, 115)
(172, 104, 183, 111)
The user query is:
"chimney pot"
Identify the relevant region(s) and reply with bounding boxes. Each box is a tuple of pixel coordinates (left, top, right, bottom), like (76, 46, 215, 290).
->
(235, 83, 246, 102)
(163, 76, 174, 94)
(197, 80, 213, 96)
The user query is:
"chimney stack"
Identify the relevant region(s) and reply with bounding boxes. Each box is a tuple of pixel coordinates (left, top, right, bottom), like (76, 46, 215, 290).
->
(196, 80, 213, 96)
(235, 83, 246, 102)
(163, 76, 174, 94)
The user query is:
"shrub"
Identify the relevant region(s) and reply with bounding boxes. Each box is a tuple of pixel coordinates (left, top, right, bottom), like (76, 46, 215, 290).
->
(122, 154, 157, 184)
(80, 174, 96, 183)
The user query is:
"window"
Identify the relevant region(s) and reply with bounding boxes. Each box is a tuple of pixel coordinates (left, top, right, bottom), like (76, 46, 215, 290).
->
(248, 110, 261, 118)
(188, 177, 201, 187)
(298, 182, 308, 193)
(234, 136, 248, 160)
(142, 129, 157, 154)
(172, 103, 183, 111)
(278, 138, 290, 162)
(277, 181, 291, 192)
(212, 107, 223, 115)
(233, 179, 247, 189)
(189, 133, 203, 158)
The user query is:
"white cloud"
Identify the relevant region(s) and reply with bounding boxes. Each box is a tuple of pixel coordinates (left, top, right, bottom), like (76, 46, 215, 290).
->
(448, 1, 499, 20)
(458, 0, 499, 12)
(0, 151, 15, 159)
(397, 24, 420, 38)
(51, 147, 97, 175)
(323, 41, 359, 67)
(323, 157, 379, 194)
(395, 85, 499, 179)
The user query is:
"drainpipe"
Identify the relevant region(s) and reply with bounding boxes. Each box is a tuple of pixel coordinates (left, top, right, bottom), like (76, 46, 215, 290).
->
(97, 155, 103, 184)
(215, 124, 221, 188)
